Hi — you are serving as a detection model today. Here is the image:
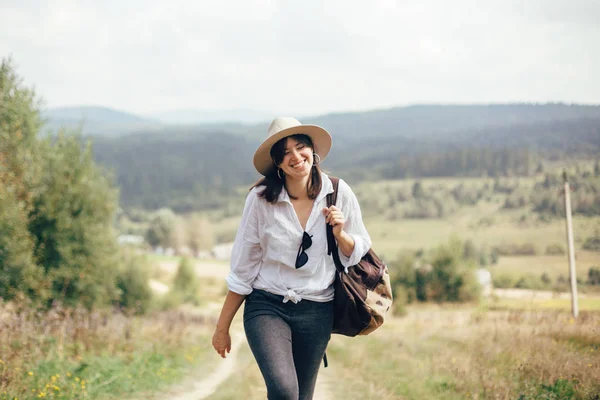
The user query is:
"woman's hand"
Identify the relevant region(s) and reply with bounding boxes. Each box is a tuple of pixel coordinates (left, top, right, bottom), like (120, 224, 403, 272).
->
(323, 205, 345, 238)
(212, 328, 232, 358)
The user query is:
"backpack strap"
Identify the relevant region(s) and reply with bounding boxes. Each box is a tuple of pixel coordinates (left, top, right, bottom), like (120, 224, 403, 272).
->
(326, 176, 345, 272)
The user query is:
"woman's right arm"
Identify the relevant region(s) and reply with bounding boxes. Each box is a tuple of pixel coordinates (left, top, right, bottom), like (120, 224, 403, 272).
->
(213, 190, 263, 358)
(212, 290, 247, 358)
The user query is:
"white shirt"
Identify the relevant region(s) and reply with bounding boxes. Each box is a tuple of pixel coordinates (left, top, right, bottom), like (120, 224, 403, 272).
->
(226, 173, 372, 303)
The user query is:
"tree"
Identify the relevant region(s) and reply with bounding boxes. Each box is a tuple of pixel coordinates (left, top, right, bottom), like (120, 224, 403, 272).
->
(187, 214, 215, 255)
(28, 133, 121, 308)
(146, 208, 177, 249)
(0, 58, 46, 301)
(1, 58, 121, 308)
(412, 181, 425, 198)
(0, 184, 46, 301)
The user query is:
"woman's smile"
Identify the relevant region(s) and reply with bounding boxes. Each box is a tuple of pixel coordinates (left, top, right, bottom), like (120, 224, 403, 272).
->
(291, 160, 306, 169)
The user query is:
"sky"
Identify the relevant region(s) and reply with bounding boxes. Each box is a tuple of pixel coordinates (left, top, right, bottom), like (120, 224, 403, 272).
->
(2, 0, 600, 117)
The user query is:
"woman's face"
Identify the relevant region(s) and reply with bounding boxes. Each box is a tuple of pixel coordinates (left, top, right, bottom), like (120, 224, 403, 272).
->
(278, 137, 314, 180)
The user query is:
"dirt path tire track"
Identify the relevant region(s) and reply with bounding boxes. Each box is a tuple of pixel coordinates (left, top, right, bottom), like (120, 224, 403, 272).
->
(162, 332, 246, 400)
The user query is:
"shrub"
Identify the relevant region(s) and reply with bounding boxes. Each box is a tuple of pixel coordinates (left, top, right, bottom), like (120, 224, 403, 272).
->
(391, 285, 409, 316)
(588, 267, 600, 286)
(492, 243, 538, 256)
(116, 251, 152, 314)
(171, 257, 200, 305)
(515, 274, 546, 290)
(582, 236, 600, 251)
(492, 274, 517, 289)
(503, 189, 528, 209)
(545, 243, 566, 255)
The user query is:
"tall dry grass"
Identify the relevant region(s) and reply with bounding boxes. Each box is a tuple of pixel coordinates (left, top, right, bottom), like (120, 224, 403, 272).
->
(325, 306, 600, 399)
(0, 301, 215, 399)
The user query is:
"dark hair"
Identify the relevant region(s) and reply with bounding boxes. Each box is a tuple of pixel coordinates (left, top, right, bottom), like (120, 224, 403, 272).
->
(251, 134, 323, 204)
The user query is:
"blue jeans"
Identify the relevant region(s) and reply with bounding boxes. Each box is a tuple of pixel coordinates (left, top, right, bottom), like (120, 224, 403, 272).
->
(243, 289, 334, 400)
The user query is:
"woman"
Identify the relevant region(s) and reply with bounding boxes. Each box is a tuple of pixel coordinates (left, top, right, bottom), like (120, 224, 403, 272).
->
(212, 117, 372, 399)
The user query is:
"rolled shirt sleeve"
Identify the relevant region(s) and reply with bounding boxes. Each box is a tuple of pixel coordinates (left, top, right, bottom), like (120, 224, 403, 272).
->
(336, 179, 372, 269)
(225, 190, 263, 295)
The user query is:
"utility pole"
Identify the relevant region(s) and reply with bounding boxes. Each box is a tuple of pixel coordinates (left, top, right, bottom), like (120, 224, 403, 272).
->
(563, 169, 579, 318)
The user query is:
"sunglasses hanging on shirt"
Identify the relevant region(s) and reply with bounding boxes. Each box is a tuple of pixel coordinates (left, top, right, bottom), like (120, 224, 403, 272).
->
(295, 231, 313, 268)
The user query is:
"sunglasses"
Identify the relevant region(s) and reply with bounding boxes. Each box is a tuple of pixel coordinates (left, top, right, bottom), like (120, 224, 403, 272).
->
(295, 231, 313, 268)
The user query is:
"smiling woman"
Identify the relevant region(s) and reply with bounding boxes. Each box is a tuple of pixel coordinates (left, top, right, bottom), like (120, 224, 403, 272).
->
(211, 117, 373, 399)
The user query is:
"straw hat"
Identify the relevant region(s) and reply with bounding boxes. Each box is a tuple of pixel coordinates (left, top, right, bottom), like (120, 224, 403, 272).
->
(253, 117, 332, 175)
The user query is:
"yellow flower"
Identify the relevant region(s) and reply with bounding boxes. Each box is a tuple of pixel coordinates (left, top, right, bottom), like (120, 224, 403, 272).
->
(67, 372, 72, 377)
(37, 392, 46, 398)
(53, 386, 60, 391)
(28, 371, 34, 376)
(75, 377, 80, 382)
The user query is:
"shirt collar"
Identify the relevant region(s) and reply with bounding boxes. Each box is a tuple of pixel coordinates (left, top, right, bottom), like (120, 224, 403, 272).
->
(276, 172, 334, 204)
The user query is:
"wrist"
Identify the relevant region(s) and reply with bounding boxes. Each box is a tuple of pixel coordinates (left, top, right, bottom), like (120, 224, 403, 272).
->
(334, 229, 348, 241)
(216, 323, 230, 333)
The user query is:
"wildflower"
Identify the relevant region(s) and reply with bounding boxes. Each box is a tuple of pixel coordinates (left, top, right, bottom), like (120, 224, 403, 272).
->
(28, 371, 34, 376)
(53, 386, 60, 392)
(67, 372, 72, 377)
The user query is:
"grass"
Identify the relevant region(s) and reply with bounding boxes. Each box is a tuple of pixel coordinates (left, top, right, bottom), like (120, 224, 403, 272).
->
(326, 306, 600, 399)
(488, 297, 600, 312)
(0, 304, 215, 400)
(492, 251, 599, 282)
(195, 302, 600, 399)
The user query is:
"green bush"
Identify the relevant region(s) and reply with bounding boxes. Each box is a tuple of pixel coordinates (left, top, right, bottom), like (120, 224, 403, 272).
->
(171, 257, 200, 305)
(391, 285, 409, 316)
(492, 243, 538, 256)
(514, 274, 547, 290)
(545, 243, 566, 255)
(588, 267, 600, 286)
(582, 236, 600, 251)
(389, 237, 481, 304)
(492, 274, 517, 289)
(116, 251, 152, 314)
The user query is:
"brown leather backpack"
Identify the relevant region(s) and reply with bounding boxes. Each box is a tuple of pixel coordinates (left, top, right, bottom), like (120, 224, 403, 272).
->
(326, 177, 394, 337)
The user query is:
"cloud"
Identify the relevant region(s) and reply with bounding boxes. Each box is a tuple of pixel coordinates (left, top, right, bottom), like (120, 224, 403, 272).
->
(1, 0, 599, 115)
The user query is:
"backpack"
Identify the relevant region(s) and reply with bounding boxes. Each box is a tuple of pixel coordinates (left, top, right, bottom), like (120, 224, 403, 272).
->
(326, 177, 394, 336)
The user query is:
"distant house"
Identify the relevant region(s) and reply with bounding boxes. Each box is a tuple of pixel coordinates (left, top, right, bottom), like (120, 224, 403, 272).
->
(117, 234, 145, 246)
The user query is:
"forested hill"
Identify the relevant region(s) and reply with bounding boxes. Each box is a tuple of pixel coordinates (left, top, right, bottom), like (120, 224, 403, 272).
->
(214, 103, 600, 141)
(87, 104, 600, 211)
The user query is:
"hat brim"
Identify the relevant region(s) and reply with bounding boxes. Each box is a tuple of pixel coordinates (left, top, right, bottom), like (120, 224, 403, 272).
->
(253, 124, 332, 176)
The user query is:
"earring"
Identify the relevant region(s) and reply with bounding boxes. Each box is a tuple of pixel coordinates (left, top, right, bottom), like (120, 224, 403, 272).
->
(313, 153, 321, 165)
(277, 168, 285, 180)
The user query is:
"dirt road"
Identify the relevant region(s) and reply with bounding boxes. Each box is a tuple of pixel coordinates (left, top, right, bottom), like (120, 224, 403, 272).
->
(149, 259, 334, 399)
